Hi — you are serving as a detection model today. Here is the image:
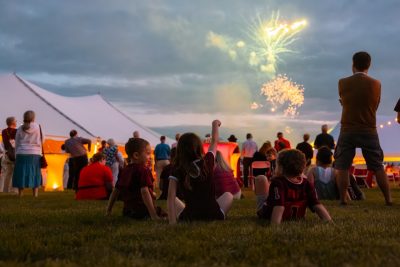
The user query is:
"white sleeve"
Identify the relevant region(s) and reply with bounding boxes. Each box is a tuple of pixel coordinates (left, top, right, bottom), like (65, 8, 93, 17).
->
(168, 175, 178, 181)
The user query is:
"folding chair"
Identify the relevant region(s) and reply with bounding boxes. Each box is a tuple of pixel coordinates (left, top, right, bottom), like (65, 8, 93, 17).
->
(250, 161, 270, 190)
(353, 164, 369, 188)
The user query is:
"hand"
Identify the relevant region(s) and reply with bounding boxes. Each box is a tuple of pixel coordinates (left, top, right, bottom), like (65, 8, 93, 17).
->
(212, 120, 221, 127)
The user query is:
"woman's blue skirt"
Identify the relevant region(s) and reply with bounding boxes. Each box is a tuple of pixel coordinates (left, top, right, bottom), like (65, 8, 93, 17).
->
(12, 155, 42, 188)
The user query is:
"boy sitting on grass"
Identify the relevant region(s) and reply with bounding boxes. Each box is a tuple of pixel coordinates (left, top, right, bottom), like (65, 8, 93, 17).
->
(106, 138, 165, 220)
(256, 149, 332, 224)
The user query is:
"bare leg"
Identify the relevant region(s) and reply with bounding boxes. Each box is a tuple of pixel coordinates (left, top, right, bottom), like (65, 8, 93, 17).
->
(336, 169, 350, 204)
(254, 175, 269, 196)
(216, 192, 233, 215)
(174, 197, 185, 218)
(33, 187, 39, 197)
(254, 175, 269, 210)
(232, 190, 242, 200)
(374, 169, 392, 205)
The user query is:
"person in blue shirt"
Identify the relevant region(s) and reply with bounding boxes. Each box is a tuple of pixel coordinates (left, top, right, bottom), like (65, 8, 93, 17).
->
(154, 136, 171, 188)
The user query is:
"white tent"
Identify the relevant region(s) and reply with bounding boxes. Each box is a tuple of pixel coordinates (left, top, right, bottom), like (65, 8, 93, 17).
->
(0, 73, 172, 146)
(330, 116, 400, 161)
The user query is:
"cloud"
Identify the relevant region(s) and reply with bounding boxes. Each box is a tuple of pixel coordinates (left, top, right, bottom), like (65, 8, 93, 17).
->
(0, 0, 399, 128)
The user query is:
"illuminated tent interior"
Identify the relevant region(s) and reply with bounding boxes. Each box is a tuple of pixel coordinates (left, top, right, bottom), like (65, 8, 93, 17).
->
(0, 74, 173, 191)
(330, 116, 400, 164)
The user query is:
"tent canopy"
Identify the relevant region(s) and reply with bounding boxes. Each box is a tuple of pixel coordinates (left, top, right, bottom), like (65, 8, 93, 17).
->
(0, 74, 172, 146)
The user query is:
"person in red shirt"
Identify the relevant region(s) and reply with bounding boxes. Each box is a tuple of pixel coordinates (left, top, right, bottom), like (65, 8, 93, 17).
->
(76, 153, 113, 200)
(106, 138, 165, 220)
(256, 149, 332, 224)
(1, 116, 17, 193)
(274, 132, 291, 152)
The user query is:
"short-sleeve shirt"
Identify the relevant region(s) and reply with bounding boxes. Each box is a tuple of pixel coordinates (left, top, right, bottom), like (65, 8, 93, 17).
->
(104, 145, 118, 167)
(116, 163, 155, 215)
(274, 138, 291, 152)
(169, 152, 224, 221)
(242, 139, 258, 158)
(339, 74, 381, 133)
(258, 176, 320, 221)
(314, 133, 335, 150)
(65, 137, 91, 158)
(154, 143, 171, 160)
(1, 127, 17, 151)
(76, 162, 113, 200)
(395, 98, 400, 112)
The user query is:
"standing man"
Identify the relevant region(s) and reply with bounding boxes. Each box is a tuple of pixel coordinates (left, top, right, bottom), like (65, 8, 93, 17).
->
(154, 136, 170, 187)
(241, 133, 258, 188)
(314, 124, 335, 150)
(0, 117, 17, 193)
(296, 133, 314, 168)
(64, 130, 91, 191)
(395, 98, 400, 124)
(335, 51, 392, 205)
(274, 132, 291, 152)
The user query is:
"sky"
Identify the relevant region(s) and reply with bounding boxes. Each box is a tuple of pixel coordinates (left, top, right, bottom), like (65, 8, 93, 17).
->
(1, 0, 399, 144)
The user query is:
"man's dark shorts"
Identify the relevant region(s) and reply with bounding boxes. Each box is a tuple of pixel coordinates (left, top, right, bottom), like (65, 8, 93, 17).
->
(334, 132, 384, 172)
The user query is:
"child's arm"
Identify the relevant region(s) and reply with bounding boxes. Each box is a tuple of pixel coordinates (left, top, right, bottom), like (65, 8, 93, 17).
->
(313, 204, 332, 222)
(167, 179, 178, 225)
(140, 187, 159, 220)
(270, 206, 285, 225)
(307, 167, 315, 185)
(209, 120, 221, 155)
(106, 188, 120, 216)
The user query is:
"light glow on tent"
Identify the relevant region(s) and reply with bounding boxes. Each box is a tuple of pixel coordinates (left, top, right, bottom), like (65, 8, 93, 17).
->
(44, 154, 69, 191)
(203, 142, 240, 178)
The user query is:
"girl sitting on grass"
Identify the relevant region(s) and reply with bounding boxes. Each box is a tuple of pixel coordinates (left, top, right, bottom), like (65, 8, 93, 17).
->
(256, 149, 332, 224)
(167, 120, 234, 224)
(106, 138, 165, 220)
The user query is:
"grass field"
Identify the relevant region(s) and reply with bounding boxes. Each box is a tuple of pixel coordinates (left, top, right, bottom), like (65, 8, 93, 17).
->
(1, 188, 400, 267)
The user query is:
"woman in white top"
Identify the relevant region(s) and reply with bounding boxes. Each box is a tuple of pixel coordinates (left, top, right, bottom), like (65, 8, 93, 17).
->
(12, 110, 43, 197)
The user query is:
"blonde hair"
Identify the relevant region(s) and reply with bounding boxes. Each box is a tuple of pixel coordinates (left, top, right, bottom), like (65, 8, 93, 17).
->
(215, 151, 232, 172)
(22, 110, 35, 132)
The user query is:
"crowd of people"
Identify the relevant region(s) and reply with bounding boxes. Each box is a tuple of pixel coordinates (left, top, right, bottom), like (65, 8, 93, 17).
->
(1, 51, 400, 225)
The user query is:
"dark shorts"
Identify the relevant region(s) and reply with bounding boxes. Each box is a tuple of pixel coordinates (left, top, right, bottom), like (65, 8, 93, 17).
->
(334, 132, 384, 171)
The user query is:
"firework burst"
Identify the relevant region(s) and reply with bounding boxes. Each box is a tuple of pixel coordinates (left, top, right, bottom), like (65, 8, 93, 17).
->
(260, 75, 304, 117)
(245, 12, 307, 75)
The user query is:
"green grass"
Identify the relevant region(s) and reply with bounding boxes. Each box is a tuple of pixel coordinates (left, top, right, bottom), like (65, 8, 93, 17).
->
(1, 188, 400, 267)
